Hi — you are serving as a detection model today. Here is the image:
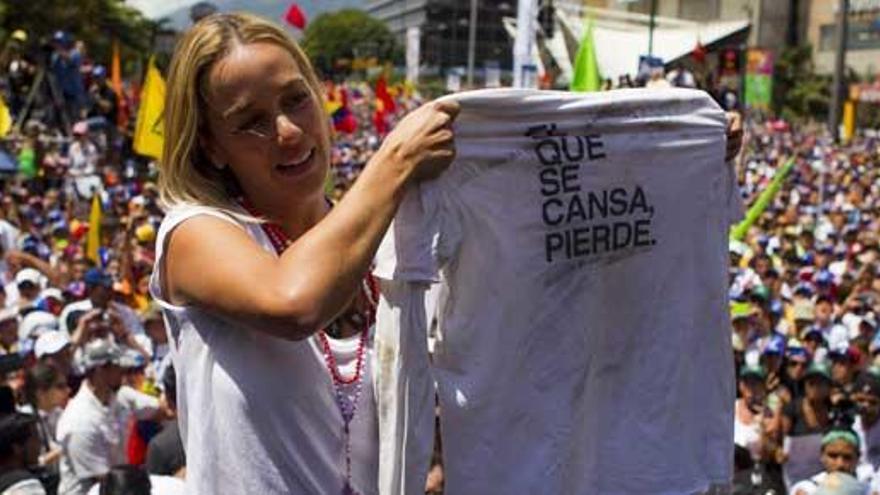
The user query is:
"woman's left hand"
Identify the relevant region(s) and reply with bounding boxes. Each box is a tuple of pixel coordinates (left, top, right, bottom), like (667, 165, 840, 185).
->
(725, 111, 743, 162)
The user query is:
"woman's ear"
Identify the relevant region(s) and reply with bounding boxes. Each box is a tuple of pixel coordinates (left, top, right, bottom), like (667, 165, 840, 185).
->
(199, 133, 226, 170)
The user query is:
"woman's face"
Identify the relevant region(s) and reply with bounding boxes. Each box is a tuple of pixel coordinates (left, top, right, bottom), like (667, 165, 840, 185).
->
(202, 42, 330, 209)
(43, 376, 70, 410)
(821, 439, 858, 474)
(805, 376, 831, 401)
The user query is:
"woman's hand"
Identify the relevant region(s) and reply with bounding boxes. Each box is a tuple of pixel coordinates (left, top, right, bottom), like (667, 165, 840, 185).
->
(725, 111, 743, 162)
(376, 100, 460, 183)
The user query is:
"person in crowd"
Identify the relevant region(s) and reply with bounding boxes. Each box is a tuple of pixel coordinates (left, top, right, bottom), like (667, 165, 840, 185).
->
(791, 428, 868, 495)
(21, 363, 69, 471)
(0, 412, 44, 495)
(144, 367, 183, 479)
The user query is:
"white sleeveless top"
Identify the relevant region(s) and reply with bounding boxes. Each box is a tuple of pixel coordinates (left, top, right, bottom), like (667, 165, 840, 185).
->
(149, 204, 379, 495)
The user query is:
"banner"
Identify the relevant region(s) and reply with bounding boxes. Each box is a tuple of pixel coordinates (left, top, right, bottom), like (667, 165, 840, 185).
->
(744, 49, 774, 110)
(133, 57, 165, 160)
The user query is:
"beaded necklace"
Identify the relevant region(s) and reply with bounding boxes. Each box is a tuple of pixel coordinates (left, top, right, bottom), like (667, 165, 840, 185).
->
(241, 200, 377, 495)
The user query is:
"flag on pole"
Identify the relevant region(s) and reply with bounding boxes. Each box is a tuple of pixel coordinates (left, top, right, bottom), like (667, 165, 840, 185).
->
(284, 3, 307, 30)
(111, 40, 128, 129)
(0, 95, 11, 138)
(730, 157, 795, 241)
(133, 57, 165, 160)
(87, 194, 102, 264)
(570, 19, 601, 92)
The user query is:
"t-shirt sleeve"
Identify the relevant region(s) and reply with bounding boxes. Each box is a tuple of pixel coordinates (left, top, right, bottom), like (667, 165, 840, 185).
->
(374, 182, 461, 282)
(118, 386, 160, 420)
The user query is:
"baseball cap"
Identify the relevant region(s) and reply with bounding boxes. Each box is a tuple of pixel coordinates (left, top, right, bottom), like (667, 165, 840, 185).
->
(72, 121, 88, 136)
(78, 339, 123, 371)
(84, 268, 113, 288)
(11, 30, 27, 43)
(739, 364, 766, 381)
(34, 331, 71, 358)
(762, 334, 786, 356)
(785, 338, 810, 360)
(117, 348, 146, 369)
(730, 302, 758, 321)
(15, 268, 42, 287)
(805, 361, 832, 381)
(793, 300, 816, 322)
(18, 311, 58, 341)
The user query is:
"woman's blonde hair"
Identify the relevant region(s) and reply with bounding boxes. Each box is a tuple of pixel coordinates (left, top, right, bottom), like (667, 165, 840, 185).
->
(159, 12, 325, 215)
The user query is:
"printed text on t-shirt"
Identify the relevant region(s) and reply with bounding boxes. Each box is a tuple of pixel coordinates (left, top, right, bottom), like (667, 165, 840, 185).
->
(527, 124, 657, 264)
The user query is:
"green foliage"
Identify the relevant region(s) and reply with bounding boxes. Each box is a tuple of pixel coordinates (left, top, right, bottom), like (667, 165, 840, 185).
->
(301, 9, 399, 77)
(772, 44, 831, 121)
(0, 0, 159, 74)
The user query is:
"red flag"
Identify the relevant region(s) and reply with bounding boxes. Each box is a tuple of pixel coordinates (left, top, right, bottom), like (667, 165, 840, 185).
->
(375, 75, 396, 114)
(284, 3, 307, 30)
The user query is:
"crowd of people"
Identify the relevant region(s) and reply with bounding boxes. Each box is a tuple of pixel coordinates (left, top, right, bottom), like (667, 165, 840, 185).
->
(730, 121, 880, 494)
(0, 16, 877, 495)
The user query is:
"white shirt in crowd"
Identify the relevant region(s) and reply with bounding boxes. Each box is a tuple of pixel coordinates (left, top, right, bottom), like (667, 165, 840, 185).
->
(84, 475, 185, 495)
(373, 88, 741, 495)
(55, 383, 158, 495)
(150, 205, 379, 495)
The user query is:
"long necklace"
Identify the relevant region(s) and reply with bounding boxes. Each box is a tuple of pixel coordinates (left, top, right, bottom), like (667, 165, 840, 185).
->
(241, 199, 377, 495)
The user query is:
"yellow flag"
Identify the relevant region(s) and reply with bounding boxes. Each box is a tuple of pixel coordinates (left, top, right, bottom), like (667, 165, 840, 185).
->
(87, 194, 102, 264)
(133, 57, 165, 160)
(842, 100, 855, 143)
(0, 94, 11, 138)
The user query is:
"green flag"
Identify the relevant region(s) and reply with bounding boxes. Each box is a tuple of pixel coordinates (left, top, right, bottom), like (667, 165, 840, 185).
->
(570, 19, 601, 92)
(730, 157, 795, 241)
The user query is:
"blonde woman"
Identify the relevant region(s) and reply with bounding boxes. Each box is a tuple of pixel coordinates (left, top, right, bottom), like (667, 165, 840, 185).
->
(149, 12, 458, 495)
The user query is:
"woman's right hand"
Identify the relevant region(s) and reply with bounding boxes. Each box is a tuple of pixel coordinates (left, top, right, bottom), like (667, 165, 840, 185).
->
(376, 99, 460, 183)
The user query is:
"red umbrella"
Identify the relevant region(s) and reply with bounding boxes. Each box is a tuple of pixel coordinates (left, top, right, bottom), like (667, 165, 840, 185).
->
(284, 3, 307, 30)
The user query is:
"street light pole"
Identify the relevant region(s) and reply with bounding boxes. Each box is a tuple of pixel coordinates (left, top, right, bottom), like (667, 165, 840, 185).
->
(648, 0, 658, 57)
(467, 0, 479, 87)
(829, 0, 849, 142)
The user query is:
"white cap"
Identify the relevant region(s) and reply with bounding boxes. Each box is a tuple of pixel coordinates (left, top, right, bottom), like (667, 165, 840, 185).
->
(14, 268, 42, 287)
(18, 311, 59, 341)
(34, 331, 71, 358)
(39, 288, 64, 301)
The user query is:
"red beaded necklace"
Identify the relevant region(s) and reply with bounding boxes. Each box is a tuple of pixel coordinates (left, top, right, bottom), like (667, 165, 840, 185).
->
(239, 199, 376, 495)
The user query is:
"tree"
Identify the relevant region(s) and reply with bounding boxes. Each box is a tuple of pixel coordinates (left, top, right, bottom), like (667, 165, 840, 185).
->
(301, 9, 399, 78)
(0, 0, 159, 71)
(772, 44, 831, 121)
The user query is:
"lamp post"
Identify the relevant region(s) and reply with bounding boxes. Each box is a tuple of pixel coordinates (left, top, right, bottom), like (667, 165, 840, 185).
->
(828, 0, 849, 142)
(467, 0, 479, 87)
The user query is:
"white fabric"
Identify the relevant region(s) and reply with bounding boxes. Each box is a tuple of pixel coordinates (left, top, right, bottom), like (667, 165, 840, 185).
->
(116, 385, 160, 421)
(56, 383, 127, 495)
(374, 88, 741, 495)
(149, 204, 379, 495)
(2, 479, 46, 495)
(85, 475, 185, 495)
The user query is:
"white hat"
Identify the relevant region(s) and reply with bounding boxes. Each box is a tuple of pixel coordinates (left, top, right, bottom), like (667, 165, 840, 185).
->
(18, 311, 59, 341)
(78, 338, 123, 370)
(39, 288, 63, 301)
(34, 331, 71, 358)
(14, 268, 42, 287)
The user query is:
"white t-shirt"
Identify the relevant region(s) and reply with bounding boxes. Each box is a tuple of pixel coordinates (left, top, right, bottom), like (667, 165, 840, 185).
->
(85, 474, 185, 495)
(56, 383, 127, 495)
(373, 88, 741, 495)
(149, 204, 379, 495)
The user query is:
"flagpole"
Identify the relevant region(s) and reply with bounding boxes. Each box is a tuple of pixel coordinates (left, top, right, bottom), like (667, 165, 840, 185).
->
(513, 0, 537, 88)
(466, 0, 479, 88)
(648, 0, 657, 57)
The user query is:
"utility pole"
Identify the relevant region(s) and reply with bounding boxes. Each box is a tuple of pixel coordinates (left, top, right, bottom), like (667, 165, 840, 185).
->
(467, 0, 479, 87)
(648, 0, 658, 57)
(829, 0, 849, 142)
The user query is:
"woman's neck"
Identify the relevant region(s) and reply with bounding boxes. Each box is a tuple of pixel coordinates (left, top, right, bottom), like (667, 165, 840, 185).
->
(248, 193, 329, 240)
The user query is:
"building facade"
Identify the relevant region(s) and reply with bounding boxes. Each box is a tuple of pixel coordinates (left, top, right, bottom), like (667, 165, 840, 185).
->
(366, 0, 516, 75)
(807, 0, 880, 76)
